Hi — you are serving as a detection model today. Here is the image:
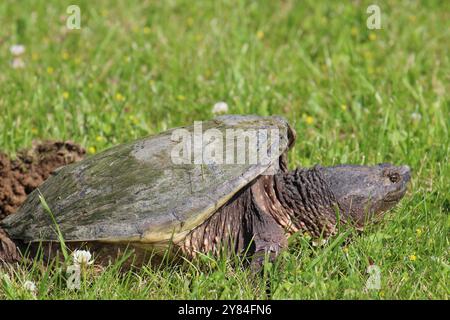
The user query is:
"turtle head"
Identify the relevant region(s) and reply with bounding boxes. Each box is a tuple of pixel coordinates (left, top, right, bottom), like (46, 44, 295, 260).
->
(319, 163, 411, 227)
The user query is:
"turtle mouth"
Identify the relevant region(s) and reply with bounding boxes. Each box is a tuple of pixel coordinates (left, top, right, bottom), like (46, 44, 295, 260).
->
(384, 187, 407, 203)
(374, 181, 409, 217)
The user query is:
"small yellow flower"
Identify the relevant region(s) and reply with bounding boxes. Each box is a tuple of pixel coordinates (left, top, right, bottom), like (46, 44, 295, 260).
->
(409, 15, 417, 23)
(46, 66, 54, 75)
(195, 34, 203, 42)
(88, 146, 96, 154)
(363, 50, 373, 60)
(342, 247, 349, 253)
(341, 104, 347, 111)
(379, 290, 385, 298)
(31, 53, 39, 61)
(187, 17, 194, 27)
(31, 128, 38, 134)
(62, 51, 70, 60)
(95, 136, 104, 142)
(351, 27, 358, 37)
(143, 26, 151, 34)
(369, 32, 377, 41)
(177, 95, 186, 101)
(409, 254, 417, 261)
(115, 93, 125, 102)
(416, 228, 423, 237)
(74, 57, 81, 65)
(367, 66, 375, 75)
(63, 91, 70, 99)
(256, 30, 264, 40)
(129, 115, 139, 125)
(305, 116, 314, 125)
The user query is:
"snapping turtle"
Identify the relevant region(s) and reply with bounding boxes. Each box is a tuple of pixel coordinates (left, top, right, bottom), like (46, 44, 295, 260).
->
(0, 115, 411, 269)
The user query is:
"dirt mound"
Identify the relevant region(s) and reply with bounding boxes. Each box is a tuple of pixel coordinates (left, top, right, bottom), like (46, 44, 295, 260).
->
(0, 141, 85, 220)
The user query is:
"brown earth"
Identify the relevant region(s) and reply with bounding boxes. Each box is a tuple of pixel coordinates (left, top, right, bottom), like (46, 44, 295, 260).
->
(0, 141, 85, 220)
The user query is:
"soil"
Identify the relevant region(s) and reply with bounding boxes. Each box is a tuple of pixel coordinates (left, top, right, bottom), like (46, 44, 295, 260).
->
(0, 141, 85, 220)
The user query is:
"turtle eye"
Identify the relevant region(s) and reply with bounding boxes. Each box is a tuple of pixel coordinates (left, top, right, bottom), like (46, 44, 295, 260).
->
(388, 172, 400, 183)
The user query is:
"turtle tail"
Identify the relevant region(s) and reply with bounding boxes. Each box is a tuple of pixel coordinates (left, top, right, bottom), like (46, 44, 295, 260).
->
(0, 227, 20, 264)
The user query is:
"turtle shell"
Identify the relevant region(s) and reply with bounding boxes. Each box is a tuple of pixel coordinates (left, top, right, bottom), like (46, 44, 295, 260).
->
(1, 115, 295, 245)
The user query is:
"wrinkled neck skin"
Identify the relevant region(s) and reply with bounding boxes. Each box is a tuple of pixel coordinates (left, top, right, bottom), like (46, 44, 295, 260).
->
(264, 167, 341, 239)
(180, 167, 344, 258)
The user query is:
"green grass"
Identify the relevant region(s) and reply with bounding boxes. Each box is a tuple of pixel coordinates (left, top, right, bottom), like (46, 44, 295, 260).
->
(0, 0, 449, 299)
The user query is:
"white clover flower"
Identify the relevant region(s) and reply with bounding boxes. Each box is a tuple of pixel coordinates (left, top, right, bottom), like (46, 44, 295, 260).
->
(11, 58, 25, 69)
(23, 280, 37, 293)
(312, 238, 329, 247)
(72, 249, 94, 266)
(10, 44, 26, 56)
(411, 112, 422, 122)
(212, 101, 229, 115)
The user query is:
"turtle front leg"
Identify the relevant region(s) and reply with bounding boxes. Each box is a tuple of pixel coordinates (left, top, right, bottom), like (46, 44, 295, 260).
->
(246, 177, 288, 272)
(247, 205, 288, 272)
(179, 177, 288, 270)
